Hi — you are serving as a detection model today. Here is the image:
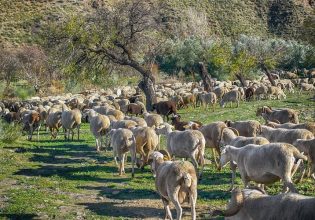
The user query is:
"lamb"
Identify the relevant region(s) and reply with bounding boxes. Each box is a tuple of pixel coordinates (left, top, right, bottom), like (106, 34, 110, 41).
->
(61, 105, 82, 141)
(197, 92, 217, 111)
(88, 110, 111, 152)
(256, 106, 299, 124)
(219, 127, 270, 189)
(220, 143, 307, 193)
(150, 151, 197, 220)
(293, 139, 315, 180)
(143, 112, 164, 128)
(152, 101, 177, 121)
(199, 122, 227, 168)
(266, 121, 315, 136)
(254, 85, 268, 100)
(225, 120, 262, 137)
(46, 109, 62, 139)
(259, 125, 314, 144)
(130, 126, 159, 169)
(108, 128, 136, 177)
(157, 124, 205, 179)
(215, 188, 315, 220)
(220, 90, 241, 108)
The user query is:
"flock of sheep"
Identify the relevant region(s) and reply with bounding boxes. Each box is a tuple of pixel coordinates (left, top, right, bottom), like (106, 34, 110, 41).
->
(1, 72, 315, 219)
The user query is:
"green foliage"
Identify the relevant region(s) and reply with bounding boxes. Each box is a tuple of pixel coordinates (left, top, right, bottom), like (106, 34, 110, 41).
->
(0, 121, 22, 144)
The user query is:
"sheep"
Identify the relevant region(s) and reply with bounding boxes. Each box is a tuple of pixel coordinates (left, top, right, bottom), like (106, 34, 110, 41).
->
(130, 126, 159, 169)
(267, 86, 286, 100)
(256, 106, 299, 124)
(214, 86, 229, 100)
(106, 109, 125, 121)
(125, 116, 147, 127)
(22, 110, 41, 141)
(215, 188, 315, 220)
(157, 124, 205, 179)
(88, 110, 111, 152)
(225, 120, 262, 137)
(220, 90, 241, 108)
(171, 115, 203, 131)
(46, 109, 62, 139)
(182, 94, 197, 108)
(259, 125, 314, 144)
(219, 127, 270, 189)
(266, 121, 315, 136)
(152, 101, 177, 121)
(126, 103, 144, 116)
(2, 112, 20, 123)
(111, 120, 138, 129)
(220, 143, 307, 193)
(170, 95, 184, 109)
(197, 92, 217, 111)
(143, 112, 164, 128)
(254, 85, 268, 100)
(199, 121, 227, 168)
(150, 151, 197, 220)
(108, 128, 136, 177)
(61, 105, 82, 141)
(293, 139, 315, 181)
(299, 83, 315, 94)
(114, 99, 130, 113)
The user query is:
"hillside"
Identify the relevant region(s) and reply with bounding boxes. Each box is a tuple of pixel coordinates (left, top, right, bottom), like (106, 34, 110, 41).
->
(0, 0, 314, 46)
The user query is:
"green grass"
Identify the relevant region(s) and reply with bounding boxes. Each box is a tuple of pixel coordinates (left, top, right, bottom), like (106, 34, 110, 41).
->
(0, 92, 314, 219)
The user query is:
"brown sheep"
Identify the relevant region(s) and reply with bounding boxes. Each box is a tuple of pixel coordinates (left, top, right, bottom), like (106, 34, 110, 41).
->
(126, 103, 144, 116)
(152, 101, 177, 121)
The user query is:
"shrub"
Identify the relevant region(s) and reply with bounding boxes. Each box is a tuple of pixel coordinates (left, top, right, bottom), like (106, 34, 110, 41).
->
(0, 121, 22, 144)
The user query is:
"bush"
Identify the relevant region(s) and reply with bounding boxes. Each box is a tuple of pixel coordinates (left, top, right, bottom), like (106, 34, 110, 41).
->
(0, 121, 22, 144)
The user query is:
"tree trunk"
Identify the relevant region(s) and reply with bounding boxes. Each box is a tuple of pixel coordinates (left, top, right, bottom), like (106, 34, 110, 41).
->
(236, 73, 246, 87)
(198, 62, 213, 92)
(261, 64, 276, 86)
(138, 75, 157, 111)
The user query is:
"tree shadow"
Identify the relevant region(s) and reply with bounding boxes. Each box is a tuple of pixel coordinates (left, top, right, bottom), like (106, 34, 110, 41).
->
(79, 201, 162, 218)
(0, 214, 37, 220)
(198, 189, 231, 201)
(14, 165, 129, 183)
(80, 185, 159, 200)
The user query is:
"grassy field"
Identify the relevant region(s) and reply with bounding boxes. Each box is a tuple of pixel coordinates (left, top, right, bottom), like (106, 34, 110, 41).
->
(0, 93, 314, 219)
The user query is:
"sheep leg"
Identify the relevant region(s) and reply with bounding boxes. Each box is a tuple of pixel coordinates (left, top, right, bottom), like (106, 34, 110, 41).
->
(77, 125, 80, 141)
(190, 156, 200, 180)
(121, 154, 126, 174)
(37, 124, 40, 141)
(28, 123, 33, 141)
(95, 138, 100, 152)
(169, 188, 182, 220)
(212, 148, 219, 169)
(162, 198, 173, 220)
(229, 162, 237, 191)
(198, 153, 205, 181)
(131, 148, 136, 178)
(190, 191, 197, 220)
(71, 129, 75, 141)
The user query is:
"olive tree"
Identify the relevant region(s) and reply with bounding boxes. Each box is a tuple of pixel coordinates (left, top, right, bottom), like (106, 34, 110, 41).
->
(42, 0, 160, 110)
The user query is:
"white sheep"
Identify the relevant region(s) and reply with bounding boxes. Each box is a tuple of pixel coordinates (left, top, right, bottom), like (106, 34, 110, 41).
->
(88, 109, 111, 152)
(61, 105, 82, 141)
(108, 128, 136, 177)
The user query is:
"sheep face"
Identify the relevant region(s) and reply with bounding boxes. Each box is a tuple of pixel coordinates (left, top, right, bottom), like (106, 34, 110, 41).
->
(219, 146, 232, 169)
